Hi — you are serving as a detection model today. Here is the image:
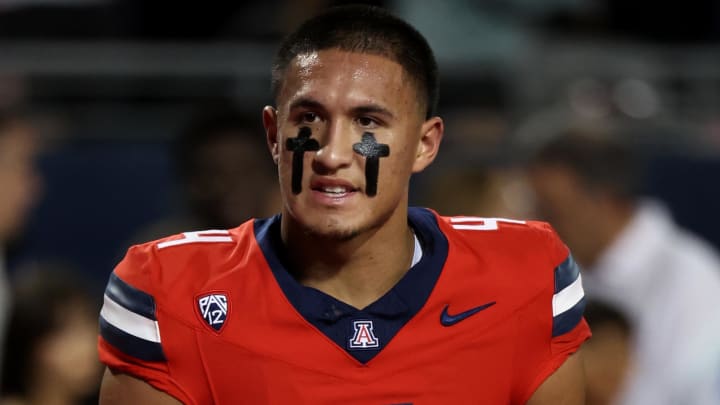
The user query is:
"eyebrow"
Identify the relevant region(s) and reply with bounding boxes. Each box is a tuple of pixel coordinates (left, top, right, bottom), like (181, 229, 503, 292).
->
(288, 97, 325, 112)
(288, 97, 395, 120)
(351, 105, 395, 120)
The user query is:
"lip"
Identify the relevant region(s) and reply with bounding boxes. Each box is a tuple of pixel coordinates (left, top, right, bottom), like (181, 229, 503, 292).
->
(309, 177, 358, 191)
(308, 177, 360, 205)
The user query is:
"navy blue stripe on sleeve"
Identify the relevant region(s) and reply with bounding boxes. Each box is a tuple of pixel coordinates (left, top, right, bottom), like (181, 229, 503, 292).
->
(100, 317, 166, 362)
(105, 273, 156, 320)
(554, 254, 580, 293)
(552, 297, 586, 337)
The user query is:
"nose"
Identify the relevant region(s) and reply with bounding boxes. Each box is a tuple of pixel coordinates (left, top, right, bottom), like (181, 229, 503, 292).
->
(312, 121, 355, 174)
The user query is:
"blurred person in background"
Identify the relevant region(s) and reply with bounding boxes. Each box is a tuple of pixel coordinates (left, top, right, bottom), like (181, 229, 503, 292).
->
(526, 128, 720, 405)
(417, 166, 533, 219)
(132, 107, 280, 242)
(582, 300, 634, 405)
(0, 110, 42, 385)
(1, 265, 102, 405)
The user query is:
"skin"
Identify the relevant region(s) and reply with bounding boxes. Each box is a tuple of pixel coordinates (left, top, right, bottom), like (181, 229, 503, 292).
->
(263, 50, 442, 309)
(583, 323, 632, 405)
(0, 120, 41, 243)
(101, 48, 585, 405)
(528, 351, 586, 405)
(22, 303, 102, 405)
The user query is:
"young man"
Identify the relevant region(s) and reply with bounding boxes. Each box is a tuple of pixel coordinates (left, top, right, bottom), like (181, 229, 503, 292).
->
(98, 6, 590, 404)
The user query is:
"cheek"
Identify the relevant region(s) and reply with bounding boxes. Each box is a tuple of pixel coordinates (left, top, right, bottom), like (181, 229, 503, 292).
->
(276, 137, 294, 172)
(277, 159, 293, 189)
(276, 153, 305, 199)
(382, 144, 414, 176)
(369, 149, 414, 200)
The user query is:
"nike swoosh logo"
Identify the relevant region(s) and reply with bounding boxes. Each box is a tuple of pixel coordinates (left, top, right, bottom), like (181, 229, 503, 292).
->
(440, 301, 496, 327)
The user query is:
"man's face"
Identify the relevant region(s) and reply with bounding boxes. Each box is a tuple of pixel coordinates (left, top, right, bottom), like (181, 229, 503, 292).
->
(264, 49, 442, 239)
(0, 121, 41, 243)
(527, 164, 601, 266)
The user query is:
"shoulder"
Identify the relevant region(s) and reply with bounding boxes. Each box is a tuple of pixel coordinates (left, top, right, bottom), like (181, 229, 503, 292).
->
(429, 210, 585, 331)
(630, 203, 720, 298)
(110, 219, 259, 300)
(654, 227, 720, 315)
(432, 210, 569, 267)
(670, 228, 720, 273)
(98, 219, 259, 362)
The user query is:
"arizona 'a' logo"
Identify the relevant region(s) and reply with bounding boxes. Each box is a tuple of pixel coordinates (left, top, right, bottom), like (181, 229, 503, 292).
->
(198, 293, 228, 332)
(348, 320, 379, 349)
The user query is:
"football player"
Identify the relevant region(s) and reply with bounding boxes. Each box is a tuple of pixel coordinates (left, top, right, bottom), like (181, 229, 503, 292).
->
(98, 5, 590, 404)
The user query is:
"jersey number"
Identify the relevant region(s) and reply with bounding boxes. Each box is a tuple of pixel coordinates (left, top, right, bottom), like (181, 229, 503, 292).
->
(157, 230, 233, 249)
(449, 216, 526, 231)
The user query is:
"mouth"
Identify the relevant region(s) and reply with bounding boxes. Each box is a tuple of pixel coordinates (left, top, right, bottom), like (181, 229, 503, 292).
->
(312, 185, 358, 198)
(309, 179, 360, 199)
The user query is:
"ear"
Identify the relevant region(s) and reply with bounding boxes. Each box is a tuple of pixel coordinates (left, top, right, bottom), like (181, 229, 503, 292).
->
(412, 116, 444, 173)
(263, 106, 280, 164)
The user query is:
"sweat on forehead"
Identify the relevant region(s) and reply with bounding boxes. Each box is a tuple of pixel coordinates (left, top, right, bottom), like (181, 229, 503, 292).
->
(275, 49, 426, 116)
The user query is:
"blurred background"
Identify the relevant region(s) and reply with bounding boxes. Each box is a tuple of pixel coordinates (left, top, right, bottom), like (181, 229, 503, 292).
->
(1, 1, 719, 404)
(2, 0, 720, 286)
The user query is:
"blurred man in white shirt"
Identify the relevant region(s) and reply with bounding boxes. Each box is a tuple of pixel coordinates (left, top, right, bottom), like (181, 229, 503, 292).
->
(527, 128, 720, 405)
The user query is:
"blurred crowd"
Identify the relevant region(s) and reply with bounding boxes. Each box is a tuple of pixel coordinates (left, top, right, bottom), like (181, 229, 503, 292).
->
(1, 1, 720, 405)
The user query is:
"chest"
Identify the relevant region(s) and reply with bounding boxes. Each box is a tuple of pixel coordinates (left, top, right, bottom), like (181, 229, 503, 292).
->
(190, 300, 519, 404)
(159, 226, 543, 404)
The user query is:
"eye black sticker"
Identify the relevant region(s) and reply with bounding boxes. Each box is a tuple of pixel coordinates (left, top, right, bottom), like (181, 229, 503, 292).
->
(286, 126, 320, 194)
(352, 132, 390, 197)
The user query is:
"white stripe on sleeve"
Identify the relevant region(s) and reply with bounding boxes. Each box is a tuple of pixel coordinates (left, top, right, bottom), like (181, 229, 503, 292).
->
(100, 294, 161, 343)
(552, 273, 585, 317)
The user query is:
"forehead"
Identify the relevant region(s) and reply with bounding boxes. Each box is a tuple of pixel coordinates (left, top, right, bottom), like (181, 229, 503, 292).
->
(278, 49, 420, 112)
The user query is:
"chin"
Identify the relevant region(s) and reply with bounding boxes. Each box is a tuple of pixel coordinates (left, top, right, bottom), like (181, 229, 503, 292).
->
(301, 218, 365, 242)
(285, 196, 395, 242)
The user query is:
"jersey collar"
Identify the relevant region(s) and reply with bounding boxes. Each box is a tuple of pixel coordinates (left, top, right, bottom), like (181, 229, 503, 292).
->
(254, 207, 448, 330)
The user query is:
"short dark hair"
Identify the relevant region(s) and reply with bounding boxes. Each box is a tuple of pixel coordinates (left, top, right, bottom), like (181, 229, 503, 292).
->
(530, 128, 643, 199)
(271, 5, 439, 119)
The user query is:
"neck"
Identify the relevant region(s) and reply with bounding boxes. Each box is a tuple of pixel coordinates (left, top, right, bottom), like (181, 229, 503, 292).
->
(281, 207, 415, 309)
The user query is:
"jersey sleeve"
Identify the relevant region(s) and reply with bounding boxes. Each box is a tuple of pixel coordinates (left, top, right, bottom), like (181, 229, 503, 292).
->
(97, 243, 194, 404)
(516, 222, 592, 403)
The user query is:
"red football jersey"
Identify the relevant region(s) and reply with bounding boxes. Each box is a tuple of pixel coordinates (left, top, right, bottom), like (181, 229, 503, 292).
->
(98, 207, 590, 404)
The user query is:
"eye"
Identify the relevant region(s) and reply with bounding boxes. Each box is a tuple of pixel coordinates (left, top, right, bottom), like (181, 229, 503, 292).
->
(357, 116, 378, 128)
(301, 112, 320, 123)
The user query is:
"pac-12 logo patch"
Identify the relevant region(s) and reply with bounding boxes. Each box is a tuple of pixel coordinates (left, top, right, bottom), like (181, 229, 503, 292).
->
(198, 293, 228, 332)
(348, 320, 379, 349)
